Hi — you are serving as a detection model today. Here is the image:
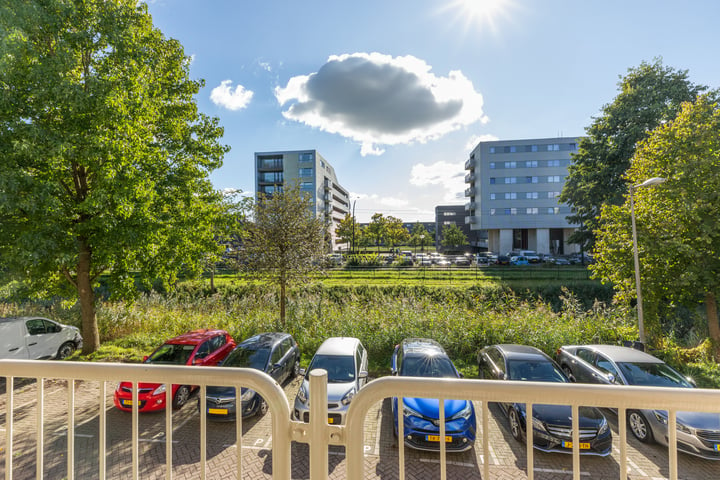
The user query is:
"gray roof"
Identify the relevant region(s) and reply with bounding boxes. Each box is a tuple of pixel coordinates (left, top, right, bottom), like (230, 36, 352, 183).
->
(571, 345, 664, 364)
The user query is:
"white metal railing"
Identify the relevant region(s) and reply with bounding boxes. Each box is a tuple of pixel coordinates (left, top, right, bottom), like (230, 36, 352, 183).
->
(2, 360, 720, 480)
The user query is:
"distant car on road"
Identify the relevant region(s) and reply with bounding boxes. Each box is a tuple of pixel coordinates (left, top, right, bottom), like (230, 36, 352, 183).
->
(114, 329, 235, 412)
(454, 255, 471, 266)
(496, 255, 510, 265)
(556, 344, 720, 460)
(478, 344, 612, 456)
(391, 338, 476, 452)
(203, 332, 299, 421)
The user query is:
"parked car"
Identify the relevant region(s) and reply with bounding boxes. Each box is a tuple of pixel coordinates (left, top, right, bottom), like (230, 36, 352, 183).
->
(556, 344, 720, 460)
(0, 316, 83, 360)
(435, 256, 451, 267)
(496, 255, 510, 265)
(293, 337, 368, 425)
(391, 338, 476, 452)
(114, 329, 235, 412)
(454, 255, 472, 267)
(552, 256, 571, 265)
(475, 254, 490, 265)
(519, 250, 541, 263)
(203, 332, 299, 421)
(510, 255, 529, 266)
(478, 344, 612, 456)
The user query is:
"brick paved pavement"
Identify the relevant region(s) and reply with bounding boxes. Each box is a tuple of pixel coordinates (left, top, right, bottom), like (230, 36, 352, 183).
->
(1, 377, 718, 479)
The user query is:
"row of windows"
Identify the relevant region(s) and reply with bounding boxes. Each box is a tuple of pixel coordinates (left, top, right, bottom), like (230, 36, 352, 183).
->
(488, 143, 577, 154)
(489, 191, 561, 200)
(259, 172, 283, 183)
(489, 159, 566, 169)
(489, 207, 564, 215)
(490, 176, 563, 184)
(299, 152, 314, 162)
(299, 167, 314, 177)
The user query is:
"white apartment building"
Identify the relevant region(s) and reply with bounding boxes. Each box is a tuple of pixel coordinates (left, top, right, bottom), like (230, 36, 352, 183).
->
(464, 137, 581, 256)
(254, 150, 350, 250)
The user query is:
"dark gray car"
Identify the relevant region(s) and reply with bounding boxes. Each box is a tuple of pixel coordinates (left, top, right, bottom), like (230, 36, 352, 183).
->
(556, 344, 720, 460)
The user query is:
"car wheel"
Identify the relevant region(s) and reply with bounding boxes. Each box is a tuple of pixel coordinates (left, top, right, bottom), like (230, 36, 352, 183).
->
(258, 398, 268, 416)
(172, 385, 191, 409)
(56, 342, 76, 360)
(508, 407, 523, 441)
(292, 358, 300, 378)
(628, 410, 654, 443)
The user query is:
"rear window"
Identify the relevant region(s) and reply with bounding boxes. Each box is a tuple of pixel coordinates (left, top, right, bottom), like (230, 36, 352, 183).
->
(507, 360, 567, 383)
(223, 345, 270, 370)
(147, 344, 196, 365)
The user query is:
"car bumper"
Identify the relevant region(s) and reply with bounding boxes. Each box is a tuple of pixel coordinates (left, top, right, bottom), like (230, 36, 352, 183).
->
(203, 395, 262, 421)
(293, 399, 348, 425)
(114, 392, 167, 412)
(395, 413, 476, 452)
(529, 427, 612, 456)
(644, 411, 720, 460)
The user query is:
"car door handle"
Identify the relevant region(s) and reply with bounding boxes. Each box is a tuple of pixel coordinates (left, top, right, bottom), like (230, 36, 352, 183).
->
(8, 347, 19, 352)
(28, 342, 37, 346)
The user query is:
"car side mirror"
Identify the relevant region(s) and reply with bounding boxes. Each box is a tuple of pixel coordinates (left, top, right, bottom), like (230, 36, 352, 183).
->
(458, 372, 464, 378)
(272, 363, 282, 370)
(358, 371, 368, 379)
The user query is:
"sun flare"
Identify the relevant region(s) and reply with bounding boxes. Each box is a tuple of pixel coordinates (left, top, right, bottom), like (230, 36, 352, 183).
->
(441, 0, 516, 36)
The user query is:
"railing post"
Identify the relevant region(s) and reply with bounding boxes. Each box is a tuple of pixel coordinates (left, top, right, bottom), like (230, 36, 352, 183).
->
(309, 369, 328, 480)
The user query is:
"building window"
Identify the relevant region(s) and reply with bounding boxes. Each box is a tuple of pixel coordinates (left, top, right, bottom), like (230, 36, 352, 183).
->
(547, 160, 560, 167)
(490, 193, 496, 200)
(504, 192, 517, 200)
(526, 192, 538, 199)
(504, 208, 511, 215)
(443, 221, 453, 225)
(504, 161, 517, 168)
(490, 208, 496, 215)
(546, 144, 560, 151)
(548, 191, 560, 198)
(526, 176, 538, 184)
(299, 152, 314, 162)
(261, 172, 283, 183)
(490, 177, 496, 184)
(489, 147, 496, 154)
(300, 181, 313, 191)
(548, 175, 561, 183)
(505, 177, 517, 184)
(525, 160, 538, 168)
(510, 208, 517, 215)
(443, 211, 456, 216)
(526, 207, 538, 215)
(489, 162, 496, 169)
(569, 143, 577, 150)
(299, 168, 313, 177)
(547, 207, 560, 214)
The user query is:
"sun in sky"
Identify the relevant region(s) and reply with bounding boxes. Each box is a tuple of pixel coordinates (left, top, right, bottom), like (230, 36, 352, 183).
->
(440, 0, 517, 36)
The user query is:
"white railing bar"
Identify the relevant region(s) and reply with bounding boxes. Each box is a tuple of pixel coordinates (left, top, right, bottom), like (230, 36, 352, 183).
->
(439, 397, 446, 480)
(237, 393, 243, 480)
(165, 385, 172, 480)
(571, 403, 579, 479)
(99, 381, 106, 480)
(668, 410, 677, 480)
(132, 381, 139, 480)
(200, 384, 207, 480)
(619, 406, 627, 480)
(398, 396, 405, 480)
(526, 403, 533, 480)
(309, 369, 328, 480)
(5, 376, 13, 480)
(36, 377, 43, 480)
(482, 401, 489, 480)
(68, 379, 75, 480)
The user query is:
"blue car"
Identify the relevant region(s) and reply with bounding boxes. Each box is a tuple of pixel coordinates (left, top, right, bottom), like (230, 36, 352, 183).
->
(391, 338, 476, 452)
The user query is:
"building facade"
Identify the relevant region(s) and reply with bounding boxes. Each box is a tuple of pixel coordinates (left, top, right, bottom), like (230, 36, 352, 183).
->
(255, 150, 350, 250)
(464, 137, 580, 256)
(435, 205, 485, 252)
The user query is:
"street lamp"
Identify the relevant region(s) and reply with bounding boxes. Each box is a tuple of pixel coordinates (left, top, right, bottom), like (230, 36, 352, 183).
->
(351, 199, 357, 255)
(630, 176, 666, 344)
(420, 234, 425, 253)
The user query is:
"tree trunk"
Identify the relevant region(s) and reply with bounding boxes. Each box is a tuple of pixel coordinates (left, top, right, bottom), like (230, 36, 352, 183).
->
(706, 293, 720, 359)
(279, 279, 286, 330)
(78, 239, 100, 354)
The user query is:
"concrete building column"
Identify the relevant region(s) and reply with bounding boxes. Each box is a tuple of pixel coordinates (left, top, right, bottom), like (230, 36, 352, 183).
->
(499, 229, 513, 255)
(536, 228, 550, 254)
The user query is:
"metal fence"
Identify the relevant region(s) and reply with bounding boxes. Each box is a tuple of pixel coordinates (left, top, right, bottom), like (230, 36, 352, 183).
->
(2, 360, 720, 480)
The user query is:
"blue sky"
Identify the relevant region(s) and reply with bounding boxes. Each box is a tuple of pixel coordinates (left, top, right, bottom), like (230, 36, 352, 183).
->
(146, 0, 720, 222)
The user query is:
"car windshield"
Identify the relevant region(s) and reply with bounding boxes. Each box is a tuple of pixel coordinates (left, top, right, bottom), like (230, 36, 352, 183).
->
(507, 360, 567, 382)
(308, 354, 355, 383)
(401, 354, 458, 378)
(147, 343, 196, 365)
(222, 345, 270, 370)
(616, 362, 692, 387)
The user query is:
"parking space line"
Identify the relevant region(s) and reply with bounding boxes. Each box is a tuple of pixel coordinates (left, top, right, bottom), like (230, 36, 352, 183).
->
(613, 445, 648, 477)
(534, 467, 590, 476)
(138, 438, 179, 444)
(419, 458, 476, 468)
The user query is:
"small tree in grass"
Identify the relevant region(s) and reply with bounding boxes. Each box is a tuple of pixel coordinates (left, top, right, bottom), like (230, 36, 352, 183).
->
(241, 184, 325, 328)
(441, 224, 468, 252)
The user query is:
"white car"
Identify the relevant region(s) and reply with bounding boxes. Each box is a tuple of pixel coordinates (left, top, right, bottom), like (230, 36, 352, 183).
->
(293, 337, 368, 425)
(0, 316, 83, 360)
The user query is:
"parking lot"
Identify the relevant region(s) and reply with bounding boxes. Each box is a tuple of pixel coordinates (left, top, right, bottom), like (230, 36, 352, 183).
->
(1, 376, 718, 479)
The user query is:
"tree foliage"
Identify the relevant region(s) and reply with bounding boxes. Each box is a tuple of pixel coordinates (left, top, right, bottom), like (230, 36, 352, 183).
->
(591, 95, 720, 350)
(410, 222, 431, 251)
(364, 213, 387, 253)
(561, 59, 706, 250)
(0, 0, 228, 352)
(440, 224, 467, 249)
(334, 214, 358, 252)
(384, 216, 409, 249)
(241, 184, 325, 328)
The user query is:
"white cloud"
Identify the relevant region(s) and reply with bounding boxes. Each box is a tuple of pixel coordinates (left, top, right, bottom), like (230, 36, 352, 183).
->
(465, 133, 499, 152)
(410, 161, 466, 202)
(275, 52, 488, 156)
(210, 80, 254, 111)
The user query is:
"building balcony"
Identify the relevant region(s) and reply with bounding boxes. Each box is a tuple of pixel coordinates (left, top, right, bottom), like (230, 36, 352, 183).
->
(465, 158, 475, 170)
(464, 187, 476, 197)
(465, 173, 476, 184)
(465, 202, 477, 211)
(465, 215, 478, 224)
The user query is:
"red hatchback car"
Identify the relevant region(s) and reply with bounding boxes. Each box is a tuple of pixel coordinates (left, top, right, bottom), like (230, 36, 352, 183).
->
(114, 329, 235, 412)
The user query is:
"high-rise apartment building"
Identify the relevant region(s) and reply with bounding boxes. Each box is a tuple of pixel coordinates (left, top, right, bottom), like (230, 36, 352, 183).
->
(464, 137, 581, 255)
(254, 150, 350, 250)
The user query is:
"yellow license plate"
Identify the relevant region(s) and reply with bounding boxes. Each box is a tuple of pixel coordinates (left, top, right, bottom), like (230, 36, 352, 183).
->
(122, 400, 133, 406)
(426, 435, 452, 443)
(208, 408, 228, 415)
(562, 441, 590, 449)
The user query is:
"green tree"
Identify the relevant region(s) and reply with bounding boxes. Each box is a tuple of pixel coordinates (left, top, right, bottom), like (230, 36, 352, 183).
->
(560, 59, 706, 250)
(0, 0, 228, 353)
(591, 95, 720, 351)
(384, 216, 409, 250)
(365, 213, 387, 253)
(440, 224, 467, 250)
(241, 184, 325, 328)
(410, 222, 431, 252)
(334, 214, 359, 252)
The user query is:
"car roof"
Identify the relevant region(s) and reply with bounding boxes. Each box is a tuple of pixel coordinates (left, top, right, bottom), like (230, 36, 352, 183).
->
(315, 337, 362, 356)
(568, 345, 664, 364)
(491, 344, 552, 362)
(400, 338, 446, 356)
(164, 329, 228, 346)
(238, 332, 291, 350)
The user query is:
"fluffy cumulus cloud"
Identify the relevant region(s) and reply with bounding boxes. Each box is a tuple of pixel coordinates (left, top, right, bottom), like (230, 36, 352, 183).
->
(275, 52, 488, 156)
(210, 80, 254, 111)
(410, 161, 466, 202)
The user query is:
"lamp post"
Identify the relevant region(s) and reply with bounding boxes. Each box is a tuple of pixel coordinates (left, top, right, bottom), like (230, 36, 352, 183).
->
(420, 234, 425, 253)
(351, 199, 357, 255)
(630, 176, 666, 344)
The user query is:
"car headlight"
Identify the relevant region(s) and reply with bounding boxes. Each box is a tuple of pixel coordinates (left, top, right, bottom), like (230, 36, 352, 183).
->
(341, 387, 356, 406)
(653, 410, 668, 425)
(598, 416, 609, 435)
(241, 389, 255, 402)
(654, 411, 692, 434)
(448, 402, 473, 421)
(532, 416, 547, 433)
(152, 384, 166, 396)
(402, 401, 423, 418)
(297, 385, 308, 404)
